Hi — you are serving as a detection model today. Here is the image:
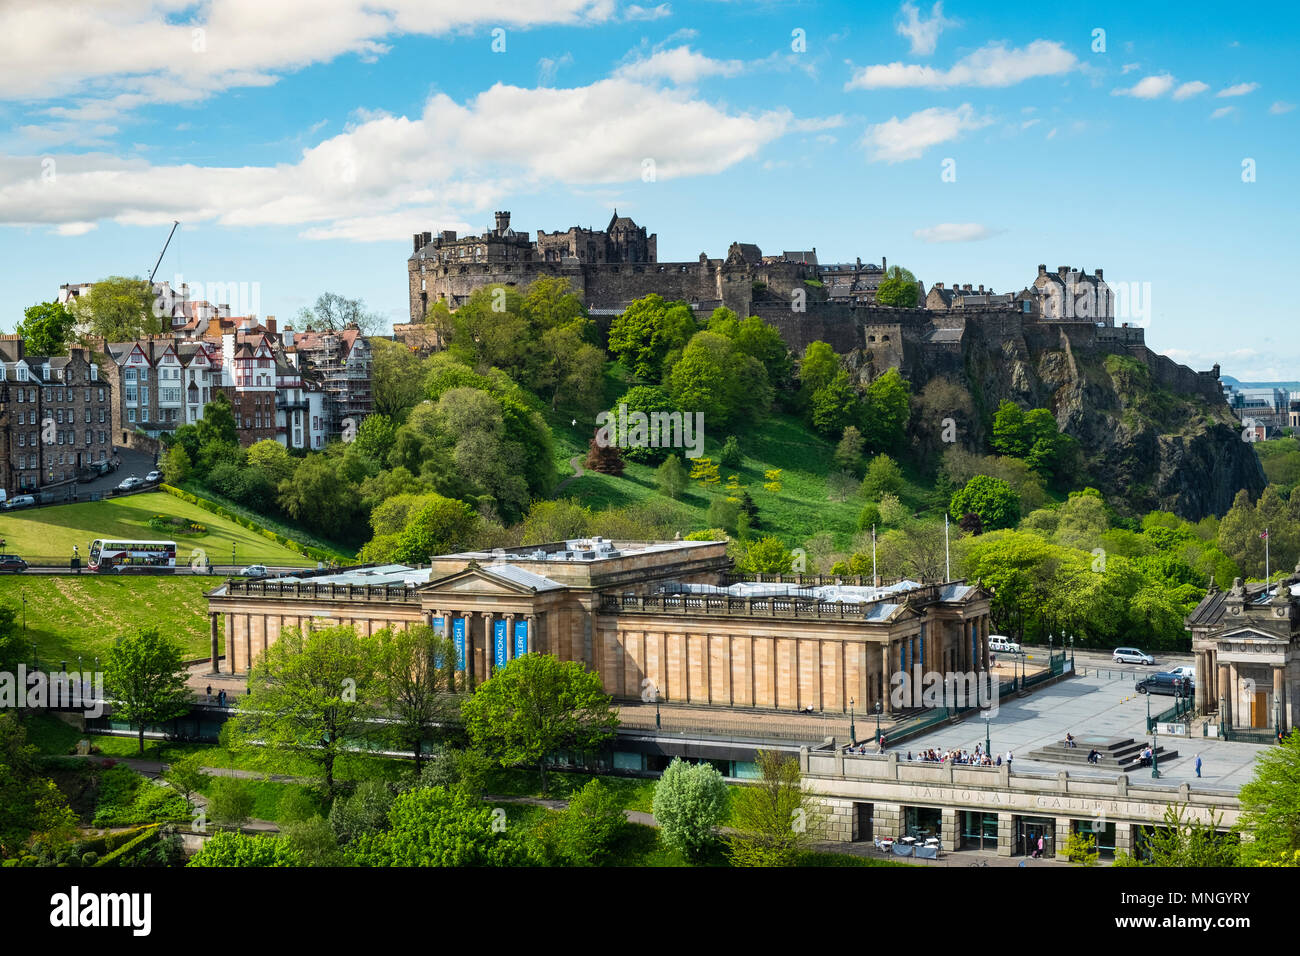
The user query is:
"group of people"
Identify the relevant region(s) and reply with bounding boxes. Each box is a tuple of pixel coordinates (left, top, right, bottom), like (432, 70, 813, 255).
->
(905, 744, 1013, 768)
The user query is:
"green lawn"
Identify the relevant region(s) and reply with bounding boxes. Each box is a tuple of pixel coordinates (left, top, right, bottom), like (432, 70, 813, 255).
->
(0, 575, 223, 661)
(0, 492, 310, 566)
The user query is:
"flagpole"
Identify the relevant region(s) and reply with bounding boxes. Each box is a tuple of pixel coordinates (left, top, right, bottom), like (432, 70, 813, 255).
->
(1265, 527, 1270, 585)
(872, 525, 878, 586)
(945, 512, 951, 582)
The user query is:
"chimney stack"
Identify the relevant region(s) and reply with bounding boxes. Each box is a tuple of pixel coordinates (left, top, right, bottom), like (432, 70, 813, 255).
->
(1094, 268, 1103, 280)
(1058, 266, 1070, 277)
(1038, 264, 1047, 277)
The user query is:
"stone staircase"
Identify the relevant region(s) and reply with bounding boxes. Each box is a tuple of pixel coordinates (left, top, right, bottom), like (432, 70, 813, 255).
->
(1027, 736, 1179, 773)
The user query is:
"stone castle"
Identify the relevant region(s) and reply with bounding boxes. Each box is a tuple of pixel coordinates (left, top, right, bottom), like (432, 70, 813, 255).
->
(405, 211, 1222, 403)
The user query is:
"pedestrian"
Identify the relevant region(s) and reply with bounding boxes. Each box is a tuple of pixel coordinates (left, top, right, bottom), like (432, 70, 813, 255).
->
(996, 754, 1002, 766)
(1195, 753, 1202, 778)
(1006, 750, 1013, 768)
(206, 684, 212, 698)
(1037, 835, 1044, 858)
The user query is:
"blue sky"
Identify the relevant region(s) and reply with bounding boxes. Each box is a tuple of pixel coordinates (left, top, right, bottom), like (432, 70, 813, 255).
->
(0, 0, 1296, 378)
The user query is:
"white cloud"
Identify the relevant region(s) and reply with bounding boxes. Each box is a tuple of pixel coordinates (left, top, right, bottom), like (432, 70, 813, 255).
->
(625, 3, 671, 20)
(1172, 81, 1208, 100)
(0, 79, 812, 239)
(615, 46, 744, 84)
(913, 222, 993, 243)
(1217, 82, 1259, 97)
(1270, 101, 1296, 114)
(862, 103, 991, 162)
(0, 0, 616, 116)
(845, 40, 1076, 90)
(538, 53, 574, 85)
(1210, 106, 1236, 119)
(896, 1, 957, 56)
(1121, 62, 1140, 74)
(55, 221, 97, 237)
(1112, 74, 1176, 98)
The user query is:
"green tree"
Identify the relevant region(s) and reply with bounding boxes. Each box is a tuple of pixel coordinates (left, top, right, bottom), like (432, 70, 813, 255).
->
(655, 453, 689, 499)
(809, 370, 859, 437)
(162, 754, 210, 817)
(67, 276, 160, 341)
(161, 445, 192, 485)
(244, 439, 297, 485)
(460, 654, 618, 795)
(652, 757, 729, 861)
(798, 341, 840, 398)
(1236, 729, 1300, 864)
(352, 414, 398, 464)
(389, 494, 480, 565)
(725, 749, 824, 867)
(950, 475, 1021, 531)
(860, 368, 911, 452)
(1063, 830, 1099, 866)
(196, 392, 238, 448)
(347, 786, 537, 867)
(607, 294, 697, 380)
(277, 455, 364, 540)
(376, 625, 458, 771)
(281, 815, 344, 867)
(874, 265, 918, 308)
(17, 300, 76, 355)
(538, 324, 606, 413)
(666, 331, 772, 427)
(207, 777, 256, 827)
(0, 714, 79, 858)
(861, 453, 904, 500)
(104, 628, 193, 756)
(226, 624, 380, 795)
(1118, 804, 1238, 867)
(520, 498, 593, 545)
(295, 291, 383, 335)
(187, 831, 298, 867)
(370, 338, 426, 420)
(734, 537, 794, 573)
(605, 385, 678, 464)
(834, 425, 865, 475)
(329, 779, 395, 846)
(533, 778, 629, 866)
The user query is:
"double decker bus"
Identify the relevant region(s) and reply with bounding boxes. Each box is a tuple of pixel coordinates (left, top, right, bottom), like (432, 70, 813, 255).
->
(89, 539, 177, 572)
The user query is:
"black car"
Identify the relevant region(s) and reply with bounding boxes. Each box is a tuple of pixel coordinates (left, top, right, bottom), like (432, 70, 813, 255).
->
(0, 555, 28, 573)
(1136, 672, 1193, 696)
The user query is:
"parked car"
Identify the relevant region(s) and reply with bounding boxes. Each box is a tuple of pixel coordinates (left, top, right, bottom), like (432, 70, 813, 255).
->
(988, 635, 1021, 653)
(1168, 665, 1196, 681)
(0, 554, 28, 573)
(144, 470, 163, 483)
(1137, 672, 1194, 696)
(2, 495, 36, 511)
(240, 565, 270, 578)
(1113, 647, 1155, 665)
(116, 476, 143, 492)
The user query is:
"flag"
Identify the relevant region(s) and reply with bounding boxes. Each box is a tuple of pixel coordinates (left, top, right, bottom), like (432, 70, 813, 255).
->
(1261, 530, 1269, 539)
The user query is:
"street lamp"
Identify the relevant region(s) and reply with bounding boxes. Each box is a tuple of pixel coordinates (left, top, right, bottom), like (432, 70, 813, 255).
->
(1151, 734, 1160, 779)
(983, 713, 992, 757)
(231, 541, 236, 570)
(850, 698, 857, 746)
(874, 701, 882, 741)
(21, 588, 26, 637)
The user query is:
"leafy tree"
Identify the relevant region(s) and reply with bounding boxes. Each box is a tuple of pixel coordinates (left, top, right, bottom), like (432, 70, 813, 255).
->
(655, 454, 689, 499)
(798, 341, 840, 396)
(351, 414, 398, 464)
(389, 494, 480, 565)
(278, 455, 364, 540)
(861, 453, 904, 501)
(1117, 804, 1238, 867)
(710, 312, 793, 388)
(281, 815, 345, 866)
(348, 786, 537, 866)
(207, 777, 256, 827)
(520, 498, 593, 546)
(1236, 728, 1300, 864)
(329, 779, 396, 846)
(196, 392, 238, 448)
(834, 426, 865, 475)
(607, 294, 697, 380)
(187, 831, 299, 867)
(652, 758, 729, 861)
(163, 754, 210, 817)
(533, 778, 629, 866)
(244, 439, 297, 485)
(369, 339, 426, 420)
(734, 537, 794, 573)
(411, 747, 492, 800)
(376, 625, 458, 771)
(460, 654, 618, 795)
(161, 445, 192, 485)
(227, 624, 380, 795)
(809, 371, 859, 436)
(585, 432, 625, 476)
(726, 749, 824, 866)
(856, 502, 881, 532)
(104, 628, 193, 755)
(0, 714, 79, 858)
(67, 276, 160, 341)
(860, 368, 911, 452)
(605, 385, 678, 464)
(719, 435, 742, 468)
(666, 331, 772, 427)
(538, 324, 606, 413)
(707, 497, 741, 534)
(874, 265, 918, 308)
(950, 475, 1021, 531)
(17, 300, 76, 355)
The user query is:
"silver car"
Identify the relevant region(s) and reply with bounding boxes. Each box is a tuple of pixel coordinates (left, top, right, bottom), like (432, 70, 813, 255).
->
(1113, 646, 1155, 665)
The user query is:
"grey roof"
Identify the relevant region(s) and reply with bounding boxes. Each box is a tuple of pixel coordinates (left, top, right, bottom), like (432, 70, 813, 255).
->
(480, 564, 565, 592)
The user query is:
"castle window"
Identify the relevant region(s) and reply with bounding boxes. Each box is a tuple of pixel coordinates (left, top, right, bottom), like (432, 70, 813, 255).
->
(882, 335, 890, 342)
(868, 335, 875, 342)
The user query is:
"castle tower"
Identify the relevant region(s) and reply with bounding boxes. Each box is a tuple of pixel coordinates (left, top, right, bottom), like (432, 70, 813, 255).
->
(494, 211, 511, 235)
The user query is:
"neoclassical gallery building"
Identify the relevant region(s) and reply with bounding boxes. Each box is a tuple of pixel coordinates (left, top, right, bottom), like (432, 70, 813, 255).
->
(205, 538, 994, 715)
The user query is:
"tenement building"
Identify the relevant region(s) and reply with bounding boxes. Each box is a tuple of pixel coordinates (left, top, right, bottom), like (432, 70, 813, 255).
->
(1186, 568, 1300, 734)
(0, 336, 113, 494)
(205, 538, 993, 714)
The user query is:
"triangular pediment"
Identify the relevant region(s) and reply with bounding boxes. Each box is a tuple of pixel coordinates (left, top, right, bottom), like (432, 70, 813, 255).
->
(1217, 625, 1287, 644)
(420, 566, 538, 596)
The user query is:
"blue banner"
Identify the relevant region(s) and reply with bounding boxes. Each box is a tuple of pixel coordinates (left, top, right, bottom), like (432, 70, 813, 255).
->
(432, 617, 445, 669)
(494, 618, 507, 669)
(514, 619, 528, 658)
(453, 617, 466, 672)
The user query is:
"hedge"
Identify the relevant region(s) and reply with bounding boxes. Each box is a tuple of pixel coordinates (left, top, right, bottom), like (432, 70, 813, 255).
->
(158, 483, 346, 564)
(95, 824, 162, 867)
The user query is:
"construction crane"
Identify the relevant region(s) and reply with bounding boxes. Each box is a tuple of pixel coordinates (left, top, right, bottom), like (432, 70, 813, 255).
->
(148, 220, 180, 283)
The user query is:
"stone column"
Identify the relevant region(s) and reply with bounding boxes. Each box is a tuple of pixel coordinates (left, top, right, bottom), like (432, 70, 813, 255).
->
(1275, 665, 1286, 734)
(1114, 822, 1134, 858)
(997, 812, 1014, 858)
(983, 617, 991, 671)
(209, 613, 220, 674)
(881, 643, 892, 716)
(482, 611, 495, 678)
(1055, 817, 1073, 861)
(525, 614, 536, 654)
(505, 613, 516, 662)
(1218, 661, 1231, 726)
(940, 808, 959, 852)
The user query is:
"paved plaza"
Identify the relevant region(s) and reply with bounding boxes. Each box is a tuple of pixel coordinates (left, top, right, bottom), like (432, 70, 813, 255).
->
(898, 671, 1270, 790)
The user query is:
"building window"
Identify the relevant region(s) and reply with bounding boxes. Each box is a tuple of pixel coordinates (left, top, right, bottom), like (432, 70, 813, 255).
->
(97, 387, 104, 401)
(128, 409, 136, 423)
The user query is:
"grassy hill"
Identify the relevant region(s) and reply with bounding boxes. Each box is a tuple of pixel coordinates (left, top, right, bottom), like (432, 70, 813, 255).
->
(0, 575, 221, 662)
(544, 364, 943, 551)
(0, 493, 311, 566)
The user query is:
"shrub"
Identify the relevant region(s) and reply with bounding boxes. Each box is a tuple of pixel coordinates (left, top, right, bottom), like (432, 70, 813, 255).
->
(652, 758, 729, 861)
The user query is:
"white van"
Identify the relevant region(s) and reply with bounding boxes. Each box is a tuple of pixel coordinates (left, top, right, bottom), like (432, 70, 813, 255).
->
(988, 635, 1021, 653)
